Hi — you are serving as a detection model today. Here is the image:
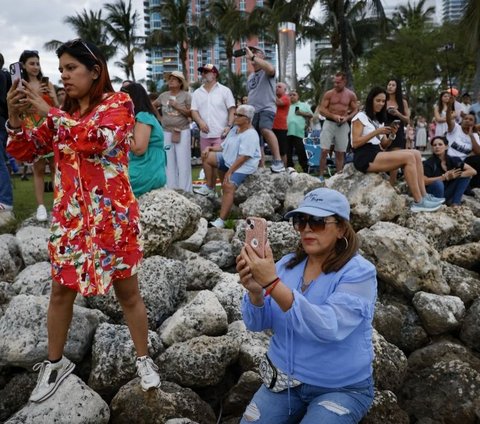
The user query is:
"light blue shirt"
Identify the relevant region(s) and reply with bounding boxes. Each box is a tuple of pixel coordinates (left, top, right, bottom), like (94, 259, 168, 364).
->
(221, 127, 261, 174)
(242, 253, 377, 388)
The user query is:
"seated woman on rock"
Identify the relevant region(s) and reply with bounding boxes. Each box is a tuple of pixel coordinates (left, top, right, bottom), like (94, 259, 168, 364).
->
(423, 136, 476, 206)
(236, 188, 377, 423)
(351, 86, 444, 213)
(445, 96, 480, 196)
(121, 82, 166, 197)
(194, 104, 261, 228)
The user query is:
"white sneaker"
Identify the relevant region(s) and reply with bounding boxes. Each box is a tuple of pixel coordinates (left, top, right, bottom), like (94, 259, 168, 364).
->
(270, 161, 286, 173)
(36, 204, 48, 222)
(0, 202, 13, 211)
(30, 356, 75, 403)
(193, 185, 216, 197)
(136, 356, 161, 391)
(209, 217, 225, 228)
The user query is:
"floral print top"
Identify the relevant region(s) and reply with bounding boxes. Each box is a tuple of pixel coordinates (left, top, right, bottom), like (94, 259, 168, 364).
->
(7, 92, 143, 296)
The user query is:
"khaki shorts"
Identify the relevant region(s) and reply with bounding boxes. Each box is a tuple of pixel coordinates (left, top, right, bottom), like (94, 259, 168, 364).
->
(320, 120, 350, 153)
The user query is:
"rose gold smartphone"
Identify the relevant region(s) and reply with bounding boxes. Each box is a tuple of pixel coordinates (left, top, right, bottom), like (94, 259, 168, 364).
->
(245, 217, 267, 258)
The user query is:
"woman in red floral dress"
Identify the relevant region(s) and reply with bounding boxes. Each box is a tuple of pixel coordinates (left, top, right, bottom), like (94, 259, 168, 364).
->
(6, 39, 160, 402)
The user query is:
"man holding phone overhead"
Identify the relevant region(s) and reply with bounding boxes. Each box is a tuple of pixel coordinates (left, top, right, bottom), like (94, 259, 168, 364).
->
(286, 91, 312, 173)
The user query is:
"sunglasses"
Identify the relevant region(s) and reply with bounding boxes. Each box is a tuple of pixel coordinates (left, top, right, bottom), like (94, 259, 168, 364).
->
(64, 39, 99, 62)
(234, 112, 248, 118)
(292, 215, 338, 232)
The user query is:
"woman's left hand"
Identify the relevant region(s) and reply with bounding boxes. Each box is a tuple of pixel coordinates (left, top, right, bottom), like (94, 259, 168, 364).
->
(240, 242, 277, 287)
(24, 81, 50, 117)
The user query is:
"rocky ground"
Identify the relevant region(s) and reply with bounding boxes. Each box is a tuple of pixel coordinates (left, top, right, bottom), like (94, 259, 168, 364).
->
(1, 165, 480, 423)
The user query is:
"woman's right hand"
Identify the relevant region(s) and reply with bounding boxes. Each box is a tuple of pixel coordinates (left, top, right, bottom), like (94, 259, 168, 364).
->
(377, 126, 392, 136)
(6, 79, 30, 126)
(236, 254, 264, 295)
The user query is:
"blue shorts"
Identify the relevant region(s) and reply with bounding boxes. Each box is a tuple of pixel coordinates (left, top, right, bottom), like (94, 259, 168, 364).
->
(240, 377, 374, 424)
(216, 153, 250, 187)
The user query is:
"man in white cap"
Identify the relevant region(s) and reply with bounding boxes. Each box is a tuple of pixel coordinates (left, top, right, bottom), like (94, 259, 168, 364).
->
(245, 46, 285, 173)
(192, 64, 236, 196)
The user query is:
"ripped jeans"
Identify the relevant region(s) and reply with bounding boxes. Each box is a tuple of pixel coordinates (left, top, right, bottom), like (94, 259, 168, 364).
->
(240, 376, 374, 424)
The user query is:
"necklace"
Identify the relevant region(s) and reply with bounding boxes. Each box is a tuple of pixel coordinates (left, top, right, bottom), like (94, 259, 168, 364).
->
(300, 276, 314, 293)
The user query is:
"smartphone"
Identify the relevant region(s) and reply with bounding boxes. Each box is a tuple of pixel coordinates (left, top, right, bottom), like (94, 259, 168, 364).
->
(232, 48, 247, 57)
(245, 217, 267, 258)
(41, 76, 49, 85)
(392, 119, 401, 126)
(9, 62, 23, 89)
(295, 106, 300, 112)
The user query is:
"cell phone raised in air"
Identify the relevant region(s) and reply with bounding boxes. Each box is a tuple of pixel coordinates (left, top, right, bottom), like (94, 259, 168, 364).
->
(41, 76, 49, 85)
(9, 62, 23, 89)
(245, 217, 268, 258)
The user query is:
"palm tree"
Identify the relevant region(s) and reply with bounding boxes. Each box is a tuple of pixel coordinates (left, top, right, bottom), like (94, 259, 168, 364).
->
(392, 0, 435, 31)
(304, 0, 386, 87)
(104, 0, 143, 81)
(44, 9, 116, 61)
(208, 0, 252, 75)
(460, 0, 480, 96)
(146, 0, 213, 79)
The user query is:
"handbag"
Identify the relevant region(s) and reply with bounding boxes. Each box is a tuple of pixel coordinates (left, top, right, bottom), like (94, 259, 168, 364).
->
(258, 354, 302, 392)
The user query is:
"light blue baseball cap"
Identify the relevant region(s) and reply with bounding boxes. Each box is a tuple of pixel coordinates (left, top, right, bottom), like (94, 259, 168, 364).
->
(284, 188, 350, 221)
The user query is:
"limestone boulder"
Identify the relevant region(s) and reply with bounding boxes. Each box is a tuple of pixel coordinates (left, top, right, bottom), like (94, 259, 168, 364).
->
(235, 168, 290, 205)
(0, 295, 107, 368)
(358, 222, 449, 297)
(15, 226, 50, 266)
(212, 273, 244, 323)
(0, 372, 37, 422)
(325, 164, 406, 229)
(460, 298, 480, 352)
(222, 371, 262, 418)
(175, 217, 208, 252)
(362, 390, 409, 424)
(374, 294, 428, 354)
(5, 374, 109, 424)
(372, 330, 408, 392)
(412, 291, 465, 336)
(137, 188, 202, 256)
(239, 191, 281, 219)
(441, 241, 480, 270)
(400, 205, 476, 249)
(283, 173, 323, 213)
(442, 262, 480, 306)
(0, 234, 23, 283)
(400, 360, 480, 423)
(88, 323, 163, 396)
(199, 240, 235, 270)
(157, 335, 240, 387)
(110, 380, 215, 424)
(166, 245, 223, 291)
(12, 262, 51, 296)
(159, 290, 228, 346)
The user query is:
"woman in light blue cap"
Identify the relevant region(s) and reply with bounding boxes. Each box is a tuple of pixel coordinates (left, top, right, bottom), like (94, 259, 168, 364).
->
(237, 188, 377, 423)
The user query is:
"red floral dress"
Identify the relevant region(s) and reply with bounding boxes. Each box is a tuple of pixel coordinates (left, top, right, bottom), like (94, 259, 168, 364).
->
(7, 92, 143, 296)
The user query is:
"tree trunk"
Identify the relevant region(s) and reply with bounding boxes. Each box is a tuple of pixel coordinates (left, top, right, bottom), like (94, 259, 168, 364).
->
(473, 49, 480, 98)
(337, 1, 353, 87)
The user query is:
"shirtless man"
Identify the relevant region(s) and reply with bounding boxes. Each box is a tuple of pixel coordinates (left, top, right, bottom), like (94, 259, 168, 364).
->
(318, 72, 358, 179)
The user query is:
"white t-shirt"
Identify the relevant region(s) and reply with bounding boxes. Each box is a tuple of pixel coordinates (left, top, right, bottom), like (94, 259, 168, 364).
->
(446, 122, 479, 159)
(191, 82, 235, 138)
(351, 111, 383, 146)
(221, 127, 261, 174)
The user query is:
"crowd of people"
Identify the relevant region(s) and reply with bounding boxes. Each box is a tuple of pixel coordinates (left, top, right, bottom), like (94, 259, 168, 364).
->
(1, 39, 480, 422)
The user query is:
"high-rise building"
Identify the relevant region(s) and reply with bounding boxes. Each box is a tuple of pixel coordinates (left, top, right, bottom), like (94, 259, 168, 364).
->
(143, 0, 276, 89)
(442, 0, 466, 22)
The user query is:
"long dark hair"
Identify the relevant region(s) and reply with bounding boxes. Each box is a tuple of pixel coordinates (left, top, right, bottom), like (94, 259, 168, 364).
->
(121, 83, 158, 117)
(364, 86, 387, 124)
(19, 50, 43, 82)
(56, 39, 114, 115)
(387, 78, 405, 115)
(286, 216, 359, 274)
(437, 90, 450, 113)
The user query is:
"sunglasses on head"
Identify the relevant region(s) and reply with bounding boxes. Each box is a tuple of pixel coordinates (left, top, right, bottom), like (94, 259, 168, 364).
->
(292, 214, 338, 232)
(64, 39, 99, 62)
(234, 112, 248, 118)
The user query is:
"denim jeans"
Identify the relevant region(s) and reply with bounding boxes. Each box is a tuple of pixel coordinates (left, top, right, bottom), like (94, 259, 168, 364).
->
(0, 117, 13, 207)
(426, 178, 471, 206)
(240, 377, 374, 424)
